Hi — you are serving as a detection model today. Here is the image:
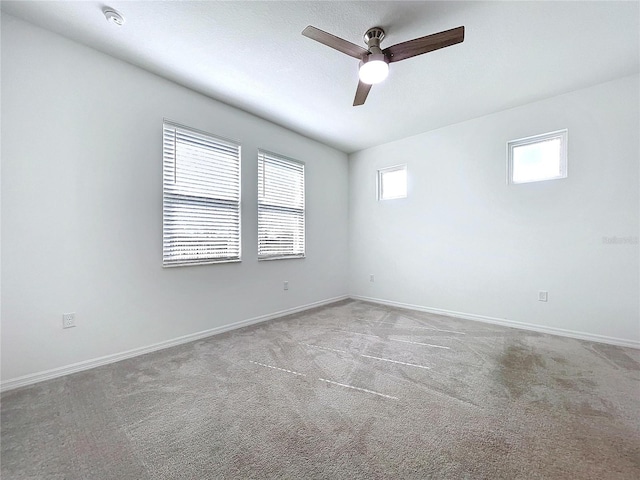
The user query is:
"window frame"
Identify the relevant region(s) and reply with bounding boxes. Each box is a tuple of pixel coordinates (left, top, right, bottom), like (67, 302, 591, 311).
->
(162, 120, 242, 267)
(377, 164, 408, 200)
(507, 129, 568, 185)
(257, 149, 305, 261)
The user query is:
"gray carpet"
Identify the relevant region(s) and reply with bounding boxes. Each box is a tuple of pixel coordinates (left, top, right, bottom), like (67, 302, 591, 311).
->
(2, 299, 639, 479)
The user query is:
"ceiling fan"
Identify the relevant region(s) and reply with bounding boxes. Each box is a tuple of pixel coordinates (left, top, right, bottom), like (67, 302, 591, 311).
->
(302, 25, 465, 106)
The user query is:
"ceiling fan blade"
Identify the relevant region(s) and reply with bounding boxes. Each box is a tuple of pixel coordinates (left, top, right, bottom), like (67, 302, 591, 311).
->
(383, 26, 464, 63)
(302, 25, 369, 59)
(353, 81, 372, 106)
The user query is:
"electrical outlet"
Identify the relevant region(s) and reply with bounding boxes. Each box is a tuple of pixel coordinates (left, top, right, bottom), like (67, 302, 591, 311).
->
(370, 274, 375, 282)
(62, 312, 76, 329)
(284, 281, 289, 291)
(538, 291, 548, 302)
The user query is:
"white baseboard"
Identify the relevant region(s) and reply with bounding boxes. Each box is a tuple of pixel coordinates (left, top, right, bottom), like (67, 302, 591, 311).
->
(350, 295, 640, 350)
(0, 295, 349, 392)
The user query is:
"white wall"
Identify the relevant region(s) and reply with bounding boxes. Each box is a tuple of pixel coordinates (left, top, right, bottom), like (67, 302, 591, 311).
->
(1, 15, 349, 382)
(350, 75, 640, 346)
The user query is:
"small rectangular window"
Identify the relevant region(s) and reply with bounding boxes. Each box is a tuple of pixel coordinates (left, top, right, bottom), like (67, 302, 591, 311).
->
(258, 150, 305, 260)
(378, 164, 407, 200)
(163, 121, 241, 267)
(508, 129, 568, 184)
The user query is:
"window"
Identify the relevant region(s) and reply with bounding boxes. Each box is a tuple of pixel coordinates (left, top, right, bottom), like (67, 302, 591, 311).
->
(258, 150, 305, 260)
(508, 129, 568, 184)
(163, 121, 241, 266)
(378, 164, 407, 200)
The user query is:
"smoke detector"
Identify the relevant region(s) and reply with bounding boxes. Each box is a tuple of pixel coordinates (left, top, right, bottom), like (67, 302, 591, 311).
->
(103, 8, 125, 26)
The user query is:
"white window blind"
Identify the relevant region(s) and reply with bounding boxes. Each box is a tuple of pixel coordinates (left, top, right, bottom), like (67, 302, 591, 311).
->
(258, 150, 305, 260)
(163, 121, 241, 266)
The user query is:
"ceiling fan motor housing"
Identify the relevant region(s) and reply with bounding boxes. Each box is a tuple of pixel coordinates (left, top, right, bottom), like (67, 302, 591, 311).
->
(359, 53, 387, 69)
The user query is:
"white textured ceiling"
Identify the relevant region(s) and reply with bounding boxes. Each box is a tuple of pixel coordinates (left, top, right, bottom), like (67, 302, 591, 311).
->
(2, 1, 638, 153)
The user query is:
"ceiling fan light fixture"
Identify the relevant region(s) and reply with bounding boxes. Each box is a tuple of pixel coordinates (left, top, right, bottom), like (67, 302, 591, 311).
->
(358, 54, 389, 85)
